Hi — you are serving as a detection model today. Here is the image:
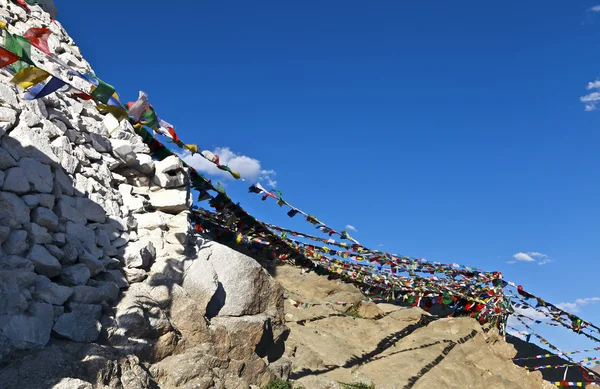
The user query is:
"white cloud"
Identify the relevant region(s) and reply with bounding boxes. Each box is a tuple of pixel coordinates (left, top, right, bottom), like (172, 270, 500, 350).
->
(377, 243, 384, 247)
(591, 5, 600, 12)
(178, 147, 277, 187)
(513, 252, 535, 262)
(506, 260, 517, 264)
(580, 91, 600, 111)
(527, 252, 548, 259)
(587, 80, 600, 89)
(538, 258, 552, 265)
(556, 297, 600, 313)
(508, 305, 549, 331)
(345, 225, 358, 232)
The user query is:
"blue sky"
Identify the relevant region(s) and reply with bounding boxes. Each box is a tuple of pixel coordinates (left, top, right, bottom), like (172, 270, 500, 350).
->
(57, 1, 600, 353)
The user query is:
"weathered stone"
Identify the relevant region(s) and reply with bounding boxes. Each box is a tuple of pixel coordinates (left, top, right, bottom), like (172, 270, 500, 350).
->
(24, 223, 52, 244)
(0, 83, 18, 108)
(121, 240, 156, 269)
(39, 194, 55, 209)
(70, 282, 118, 304)
(109, 139, 136, 164)
(3, 167, 31, 194)
(0, 302, 54, 349)
(33, 275, 73, 305)
(60, 154, 79, 174)
(27, 244, 61, 278)
(0, 191, 31, 225)
(182, 257, 219, 316)
(133, 211, 172, 230)
(50, 378, 94, 389)
(52, 303, 102, 342)
(3, 230, 29, 255)
(4, 123, 59, 166)
(78, 249, 105, 276)
(75, 197, 105, 223)
(59, 264, 90, 286)
(0, 226, 10, 245)
(149, 188, 190, 214)
(0, 269, 36, 315)
(44, 244, 64, 260)
(153, 169, 186, 189)
(54, 199, 87, 225)
(123, 267, 147, 283)
(54, 167, 74, 196)
(96, 269, 129, 289)
(22, 194, 41, 208)
(50, 135, 73, 160)
(18, 158, 54, 193)
(32, 207, 59, 232)
(133, 153, 154, 175)
(0, 147, 17, 170)
(154, 155, 182, 174)
(0, 106, 17, 134)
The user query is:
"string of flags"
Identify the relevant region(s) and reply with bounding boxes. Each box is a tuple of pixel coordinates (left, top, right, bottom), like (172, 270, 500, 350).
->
(514, 347, 600, 362)
(3, 6, 600, 387)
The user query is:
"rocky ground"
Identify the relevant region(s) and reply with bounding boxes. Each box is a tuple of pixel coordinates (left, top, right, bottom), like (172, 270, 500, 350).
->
(273, 265, 556, 389)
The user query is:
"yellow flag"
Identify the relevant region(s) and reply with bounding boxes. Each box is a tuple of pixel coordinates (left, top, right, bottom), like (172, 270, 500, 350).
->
(184, 144, 199, 154)
(97, 104, 128, 122)
(231, 171, 241, 179)
(11, 67, 50, 89)
(0, 21, 7, 30)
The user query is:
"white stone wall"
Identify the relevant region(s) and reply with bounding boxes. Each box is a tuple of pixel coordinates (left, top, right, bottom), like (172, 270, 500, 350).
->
(0, 0, 192, 358)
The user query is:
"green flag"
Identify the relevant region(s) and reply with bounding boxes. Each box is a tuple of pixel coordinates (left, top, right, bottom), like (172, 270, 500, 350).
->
(88, 75, 116, 104)
(4, 31, 33, 72)
(141, 106, 159, 129)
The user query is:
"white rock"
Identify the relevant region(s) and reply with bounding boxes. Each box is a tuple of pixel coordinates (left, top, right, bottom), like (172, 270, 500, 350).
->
(2, 230, 28, 255)
(4, 123, 59, 166)
(27, 244, 61, 278)
(50, 378, 94, 389)
(133, 211, 172, 230)
(121, 240, 156, 269)
(2, 167, 30, 194)
(50, 135, 73, 160)
(32, 275, 73, 305)
(0, 83, 18, 107)
(154, 155, 182, 174)
(58, 264, 90, 286)
(109, 139, 136, 164)
(149, 188, 190, 214)
(133, 153, 154, 175)
(18, 158, 53, 193)
(0, 106, 17, 134)
(0, 191, 31, 225)
(60, 154, 79, 174)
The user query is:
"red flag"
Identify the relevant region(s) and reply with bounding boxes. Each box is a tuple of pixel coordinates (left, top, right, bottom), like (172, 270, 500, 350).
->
(14, 0, 29, 11)
(0, 47, 20, 69)
(167, 127, 180, 144)
(24, 27, 52, 55)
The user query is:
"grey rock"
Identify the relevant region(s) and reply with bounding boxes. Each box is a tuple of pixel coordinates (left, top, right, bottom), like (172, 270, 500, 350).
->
(70, 283, 118, 304)
(50, 135, 73, 160)
(24, 223, 52, 244)
(52, 305, 102, 343)
(110, 139, 135, 164)
(75, 197, 105, 223)
(0, 226, 9, 245)
(53, 232, 66, 245)
(123, 267, 147, 283)
(3, 167, 31, 194)
(95, 269, 129, 289)
(23, 194, 41, 208)
(0, 269, 36, 315)
(27, 244, 61, 278)
(60, 154, 79, 174)
(0, 191, 31, 225)
(44, 244, 64, 260)
(18, 158, 53, 193)
(0, 302, 54, 349)
(0, 255, 34, 271)
(39, 194, 55, 209)
(0, 147, 17, 170)
(3, 230, 29, 255)
(0, 170, 4, 187)
(89, 133, 111, 153)
(65, 222, 96, 252)
(54, 200, 86, 225)
(33, 275, 73, 305)
(59, 264, 90, 286)
(32, 207, 59, 232)
(79, 249, 105, 276)
(4, 123, 59, 166)
(54, 167, 74, 196)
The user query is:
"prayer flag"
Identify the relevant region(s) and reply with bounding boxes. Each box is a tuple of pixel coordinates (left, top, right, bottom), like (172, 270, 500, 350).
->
(24, 27, 52, 55)
(4, 31, 33, 72)
(127, 91, 149, 122)
(0, 46, 20, 69)
(24, 76, 66, 99)
(11, 66, 50, 88)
